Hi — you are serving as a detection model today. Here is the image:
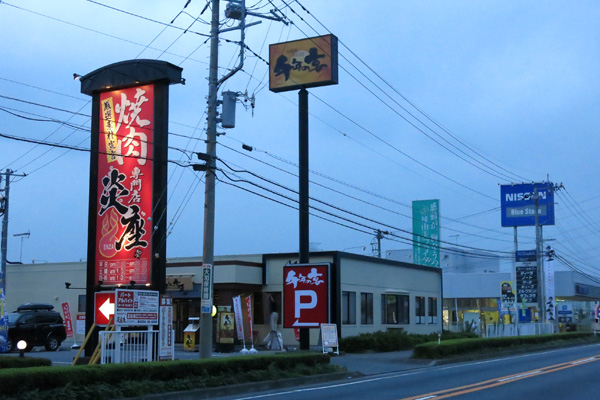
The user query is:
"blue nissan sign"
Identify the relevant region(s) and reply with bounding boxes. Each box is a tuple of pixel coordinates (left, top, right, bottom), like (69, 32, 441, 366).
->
(501, 183, 555, 227)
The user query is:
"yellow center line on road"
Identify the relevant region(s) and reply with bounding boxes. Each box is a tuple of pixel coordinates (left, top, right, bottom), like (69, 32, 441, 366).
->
(399, 354, 600, 400)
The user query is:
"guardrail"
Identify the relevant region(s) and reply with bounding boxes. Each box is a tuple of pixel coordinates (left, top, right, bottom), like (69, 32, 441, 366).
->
(99, 330, 162, 364)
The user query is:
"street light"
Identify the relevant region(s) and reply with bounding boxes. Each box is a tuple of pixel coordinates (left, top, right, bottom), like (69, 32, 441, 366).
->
(17, 340, 27, 357)
(65, 282, 85, 290)
(12, 231, 29, 263)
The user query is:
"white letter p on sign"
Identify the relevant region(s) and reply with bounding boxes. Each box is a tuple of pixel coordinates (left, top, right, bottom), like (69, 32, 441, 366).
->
(295, 290, 317, 318)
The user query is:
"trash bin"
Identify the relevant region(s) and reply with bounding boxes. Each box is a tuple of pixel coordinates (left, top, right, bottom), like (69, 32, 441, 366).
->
(183, 317, 200, 351)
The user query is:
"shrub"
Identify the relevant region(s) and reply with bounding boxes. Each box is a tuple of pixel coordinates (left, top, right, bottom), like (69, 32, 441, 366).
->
(0, 357, 52, 369)
(412, 332, 600, 359)
(339, 330, 433, 353)
(0, 353, 330, 397)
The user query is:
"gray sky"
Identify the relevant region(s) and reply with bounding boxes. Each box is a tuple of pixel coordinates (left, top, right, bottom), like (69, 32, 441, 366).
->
(0, 1, 598, 277)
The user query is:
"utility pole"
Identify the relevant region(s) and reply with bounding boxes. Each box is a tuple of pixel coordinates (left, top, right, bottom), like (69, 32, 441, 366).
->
(534, 187, 545, 322)
(198, 0, 275, 359)
(0, 171, 8, 286)
(1, 169, 26, 294)
(198, 0, 221, 360)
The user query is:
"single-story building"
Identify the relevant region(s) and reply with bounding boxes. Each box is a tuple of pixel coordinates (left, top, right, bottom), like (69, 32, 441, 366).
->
(4, 251, 443, 348)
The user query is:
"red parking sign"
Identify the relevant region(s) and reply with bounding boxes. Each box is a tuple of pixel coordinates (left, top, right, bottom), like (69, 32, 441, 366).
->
(283, 264, 329, 328)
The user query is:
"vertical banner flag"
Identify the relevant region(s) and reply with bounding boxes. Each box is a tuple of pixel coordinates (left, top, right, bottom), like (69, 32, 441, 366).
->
(232, 296, 245, 341)
(245, 295, 254, 344)
(61, 302, 74, 338)
(545, 258, 555, 322)
(96, 85, 154, 285)
(412, 200, 440, 267)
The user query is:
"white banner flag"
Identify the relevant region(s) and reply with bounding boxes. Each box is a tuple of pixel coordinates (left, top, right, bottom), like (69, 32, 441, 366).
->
(545, 259, 555, 322)
(232, 296, 245, 341)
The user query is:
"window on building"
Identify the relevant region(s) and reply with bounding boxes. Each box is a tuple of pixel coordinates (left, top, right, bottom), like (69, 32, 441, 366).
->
(428, 297, 438, 324)
(342, 291, 356, 325)
(78, 295, 86, 313)
(381, 294, 409, 324)
(416, 296, 425, 324)
(361, 292, 373, 325)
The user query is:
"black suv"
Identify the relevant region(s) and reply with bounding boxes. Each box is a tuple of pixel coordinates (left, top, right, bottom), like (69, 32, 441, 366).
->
(6, 304, 67, 351)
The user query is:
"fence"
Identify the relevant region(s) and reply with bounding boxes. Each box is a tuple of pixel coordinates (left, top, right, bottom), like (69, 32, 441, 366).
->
(486, 323, 555, 338)
(99, 330, 170, 364)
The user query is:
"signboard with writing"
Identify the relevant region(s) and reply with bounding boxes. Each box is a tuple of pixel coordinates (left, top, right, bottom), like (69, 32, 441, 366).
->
(500, 183, 555, 227)
(76, 314, 86, 335)
(516, 265, 538, 304)
(283, 263, 329, 328)
(557, 304, 573, 323)
(516, 250, 536, 263)
(115, 289, 159, 326)
(320, 323, 339, 354)
(501, 281, 516, 311)
(95, 85, 154, 286)
(269, 34, 338, 93)
(159, 295, 173, 361)
(412, 199, 440, 267)
(201, 264, 213, 314)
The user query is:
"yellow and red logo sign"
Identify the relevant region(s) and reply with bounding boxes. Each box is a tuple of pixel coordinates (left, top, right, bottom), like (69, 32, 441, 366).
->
(269, 34, 338, 93)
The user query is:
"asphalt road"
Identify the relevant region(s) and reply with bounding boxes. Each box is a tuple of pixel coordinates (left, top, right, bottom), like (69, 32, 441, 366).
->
(4, 342, 600, 399)
(212, 343, 600, 400)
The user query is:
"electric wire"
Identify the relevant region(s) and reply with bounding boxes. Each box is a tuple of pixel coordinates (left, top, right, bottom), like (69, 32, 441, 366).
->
(216, 159, 515, 257)
(294, 0, 530, 184)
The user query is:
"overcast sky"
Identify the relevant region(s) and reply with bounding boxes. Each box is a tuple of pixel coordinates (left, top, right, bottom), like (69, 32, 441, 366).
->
(1, 1, 598, 277)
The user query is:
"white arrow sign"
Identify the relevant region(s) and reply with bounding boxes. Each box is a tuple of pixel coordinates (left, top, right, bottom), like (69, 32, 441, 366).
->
(292, 320, 319, 327)
(99, 298, 115, 319)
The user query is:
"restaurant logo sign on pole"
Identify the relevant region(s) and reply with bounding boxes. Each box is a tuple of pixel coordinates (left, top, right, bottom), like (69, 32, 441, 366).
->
(269, 34, 338, 93)
(283, 263, 329, 328)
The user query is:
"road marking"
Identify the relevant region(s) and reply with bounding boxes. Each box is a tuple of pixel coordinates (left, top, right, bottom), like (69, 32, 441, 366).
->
(415, 396, 437, 400)
(571, 357, 596, 364)
(229, 348, 600, 400)
(497, 370, 541, 382)
(398, 354, 600, 400)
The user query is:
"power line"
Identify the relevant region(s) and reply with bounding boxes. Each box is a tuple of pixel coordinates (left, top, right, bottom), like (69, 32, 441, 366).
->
(216, 158, 514, 257)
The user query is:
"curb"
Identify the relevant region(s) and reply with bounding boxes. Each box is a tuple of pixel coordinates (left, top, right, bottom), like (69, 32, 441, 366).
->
(127, 371, 363, 400)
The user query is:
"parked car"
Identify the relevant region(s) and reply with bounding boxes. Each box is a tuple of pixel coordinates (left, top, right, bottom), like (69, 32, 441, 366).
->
(6, 303, 67, 351)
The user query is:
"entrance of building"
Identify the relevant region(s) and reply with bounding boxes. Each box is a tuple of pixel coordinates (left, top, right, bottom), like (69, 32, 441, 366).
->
(173, 299, 199, 343)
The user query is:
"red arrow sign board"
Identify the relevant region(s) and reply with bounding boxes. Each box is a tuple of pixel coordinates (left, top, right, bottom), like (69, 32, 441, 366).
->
(95, 291, 116, 326)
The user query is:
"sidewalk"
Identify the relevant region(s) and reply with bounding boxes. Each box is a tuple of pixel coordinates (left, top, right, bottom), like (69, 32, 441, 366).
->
(329, 350, 434, 375)
(174, 344, 432, 376)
